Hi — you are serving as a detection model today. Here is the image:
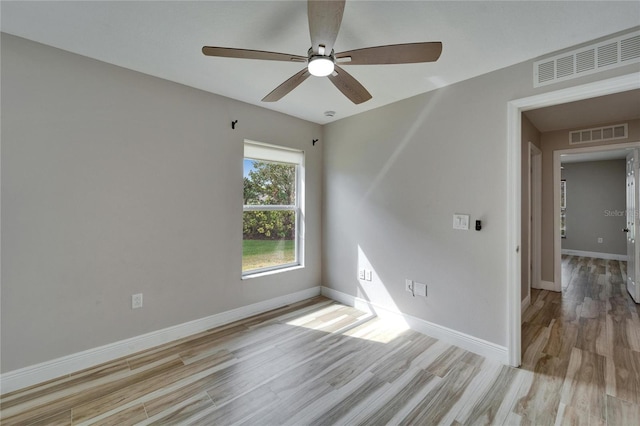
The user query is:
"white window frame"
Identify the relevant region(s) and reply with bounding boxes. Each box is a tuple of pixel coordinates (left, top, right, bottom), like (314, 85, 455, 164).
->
(242, 140, 304, 277)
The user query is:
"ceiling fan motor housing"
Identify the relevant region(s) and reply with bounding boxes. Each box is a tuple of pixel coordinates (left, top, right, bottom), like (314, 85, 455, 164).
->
(307, 47, 335, 77)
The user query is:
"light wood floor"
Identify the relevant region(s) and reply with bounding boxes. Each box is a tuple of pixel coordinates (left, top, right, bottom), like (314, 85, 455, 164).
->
(1, 256, 639, 425)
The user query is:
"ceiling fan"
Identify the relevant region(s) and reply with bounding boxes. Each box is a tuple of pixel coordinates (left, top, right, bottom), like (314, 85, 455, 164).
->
(202, 0, 442, 105)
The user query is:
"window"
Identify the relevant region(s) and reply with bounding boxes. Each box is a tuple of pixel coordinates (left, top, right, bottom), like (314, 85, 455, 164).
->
(242, 141, 304, 275)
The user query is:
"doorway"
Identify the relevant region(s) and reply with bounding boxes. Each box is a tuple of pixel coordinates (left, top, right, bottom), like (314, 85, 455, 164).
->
(507, 72, 640, 367)
(554, 144, 640, 292)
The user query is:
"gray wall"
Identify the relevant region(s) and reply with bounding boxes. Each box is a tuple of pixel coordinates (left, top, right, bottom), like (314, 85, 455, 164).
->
(1, 34, 323, 372)
(561, 160, 626, 255)
(323, 32, 640, 347)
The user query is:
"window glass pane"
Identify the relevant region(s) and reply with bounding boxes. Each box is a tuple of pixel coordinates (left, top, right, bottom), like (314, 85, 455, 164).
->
(244, 159, 296, 206)
(242, 210, 296, 272)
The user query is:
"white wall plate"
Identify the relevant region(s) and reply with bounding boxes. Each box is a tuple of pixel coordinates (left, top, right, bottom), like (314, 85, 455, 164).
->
(453, 214, 470, 230)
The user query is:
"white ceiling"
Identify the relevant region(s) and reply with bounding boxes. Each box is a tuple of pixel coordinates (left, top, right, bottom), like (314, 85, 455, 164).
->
(2, 1, 639, 124)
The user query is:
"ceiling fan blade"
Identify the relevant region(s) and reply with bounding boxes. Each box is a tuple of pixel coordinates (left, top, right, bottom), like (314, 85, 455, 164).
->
(328, 65, 372, 105)
(308, 0, 345, 55)
(202, 46, 306, 63)
(262, 68, 311, 102)
(335, 42, 443, 65)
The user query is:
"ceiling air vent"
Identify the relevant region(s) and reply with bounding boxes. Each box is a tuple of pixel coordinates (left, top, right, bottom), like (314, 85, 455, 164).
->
(569, 123, 628, 145)
(534, 30, 640, 87)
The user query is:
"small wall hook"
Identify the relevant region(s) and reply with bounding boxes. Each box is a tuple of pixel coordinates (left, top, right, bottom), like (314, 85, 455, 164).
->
(312, 139, 319, 146)
(231, 120, 238, 130)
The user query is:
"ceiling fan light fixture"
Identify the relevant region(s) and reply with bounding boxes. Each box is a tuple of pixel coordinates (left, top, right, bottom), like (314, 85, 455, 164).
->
(308, 56, 335, 77)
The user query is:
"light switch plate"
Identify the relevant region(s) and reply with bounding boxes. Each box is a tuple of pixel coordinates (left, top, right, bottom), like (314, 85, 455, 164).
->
(453, 214, 470, 230)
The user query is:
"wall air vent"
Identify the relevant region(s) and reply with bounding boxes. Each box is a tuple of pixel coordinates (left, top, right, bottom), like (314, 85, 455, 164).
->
(534, 31, 640, 87)
(569, 123, 628, 145)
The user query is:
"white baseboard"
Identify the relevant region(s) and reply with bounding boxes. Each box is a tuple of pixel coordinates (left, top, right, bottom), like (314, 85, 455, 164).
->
(320, 286, 369, 312)
(321, 287, 508, 364)
(533, 280, 557, 291)
(521, 294, 531, 313)
(561, 249, 628, 261)
(0, 286, 321, 394)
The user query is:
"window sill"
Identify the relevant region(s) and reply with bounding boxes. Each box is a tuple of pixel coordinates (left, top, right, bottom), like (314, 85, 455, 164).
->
(242, 264, 304, 280)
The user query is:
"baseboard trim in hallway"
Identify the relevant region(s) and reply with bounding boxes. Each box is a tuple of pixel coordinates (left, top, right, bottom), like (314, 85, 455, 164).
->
(534, 279, 557, 291)
(521, 294, 531, 313)
(321, 286, 509, 364)
(561, 249, 628, 261)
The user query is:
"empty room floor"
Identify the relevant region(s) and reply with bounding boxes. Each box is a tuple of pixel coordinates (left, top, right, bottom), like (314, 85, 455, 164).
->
(1, 256, 639, 425)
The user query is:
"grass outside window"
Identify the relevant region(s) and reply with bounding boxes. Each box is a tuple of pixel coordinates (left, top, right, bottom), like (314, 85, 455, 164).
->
(242, 239, 295, 272)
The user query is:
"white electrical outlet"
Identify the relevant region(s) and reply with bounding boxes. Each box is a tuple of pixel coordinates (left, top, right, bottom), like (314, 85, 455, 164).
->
(132, 293, 143, 309)
(414, 282, 427, 297)
(405, 279, 413, 293)
(597, 237, 603, 243)
(358, 269, 366, 280)
(365, 270, 372, 281)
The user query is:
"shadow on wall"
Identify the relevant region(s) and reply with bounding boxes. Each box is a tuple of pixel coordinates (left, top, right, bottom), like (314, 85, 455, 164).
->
(357, 86, 449, 207)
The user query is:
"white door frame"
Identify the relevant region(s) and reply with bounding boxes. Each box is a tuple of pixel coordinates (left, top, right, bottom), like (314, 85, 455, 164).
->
(625, 149, 640, 303)
(526, 142, 542, 310)
(506, 72, 640, 367)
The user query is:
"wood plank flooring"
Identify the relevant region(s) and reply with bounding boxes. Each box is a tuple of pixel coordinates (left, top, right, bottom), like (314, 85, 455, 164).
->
(1, 255, 639, 425)
(520, 256, 640, 425)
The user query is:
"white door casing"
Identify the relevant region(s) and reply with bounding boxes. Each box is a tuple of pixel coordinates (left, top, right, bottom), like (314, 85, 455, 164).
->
(528, 143, 542, 302)
(507, 72, 640, 367)
(626, 150, 640, 303)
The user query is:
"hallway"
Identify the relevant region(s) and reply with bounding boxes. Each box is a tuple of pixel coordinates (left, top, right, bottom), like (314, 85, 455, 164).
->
(520, 255, 640, 424)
